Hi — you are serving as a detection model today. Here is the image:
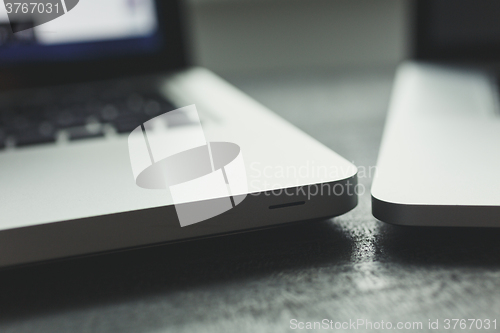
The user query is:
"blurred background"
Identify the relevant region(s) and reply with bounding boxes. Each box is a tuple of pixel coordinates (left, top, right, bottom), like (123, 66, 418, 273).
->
(186, 0, 410, 74)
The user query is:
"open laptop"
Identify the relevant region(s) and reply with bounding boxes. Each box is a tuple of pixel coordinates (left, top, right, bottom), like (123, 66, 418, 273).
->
(372, 0, 500, 227)
(0, 0, 358, 267)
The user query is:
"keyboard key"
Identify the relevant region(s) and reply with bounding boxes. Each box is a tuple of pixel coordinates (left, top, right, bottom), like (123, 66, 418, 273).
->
(111, 113, 147, 133)
(113, 119, 142, 134)
(15, 133, 56, 147)
(133, 93, 173, 113)
(67, 124, 104, 141)
(56, 108, 89, 128)
(14, 122, 56, 147)
(144, 100, 162, 117)
(0, 81, 178, 145)
(8, 115, 32, 132)
(84, 101, 104, 116)
(126, 93, 144, 112)
(101, 104, 119, 121)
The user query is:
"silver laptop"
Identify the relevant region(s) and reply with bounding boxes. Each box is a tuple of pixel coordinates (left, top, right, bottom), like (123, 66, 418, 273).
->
(0, 0, 358, 267)
(372, 0, 500, 227)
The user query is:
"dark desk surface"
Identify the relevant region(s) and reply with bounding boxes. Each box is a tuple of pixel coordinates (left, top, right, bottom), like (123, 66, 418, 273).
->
(1, 68, 499, 333)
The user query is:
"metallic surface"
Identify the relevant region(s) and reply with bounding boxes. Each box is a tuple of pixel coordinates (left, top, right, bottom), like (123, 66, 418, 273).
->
(372, 62, 500, 226)
(0, 68, 357, 267)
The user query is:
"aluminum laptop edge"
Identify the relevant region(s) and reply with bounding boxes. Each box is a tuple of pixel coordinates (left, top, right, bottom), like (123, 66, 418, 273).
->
(371, 0, 500, 227)
(0, 2, 357, 267)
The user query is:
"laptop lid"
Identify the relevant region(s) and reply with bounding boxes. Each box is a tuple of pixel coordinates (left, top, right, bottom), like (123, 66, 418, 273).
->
(0, 0, 189, 90)
(372, 1, 500, 226)
(413, 0, 500, 64)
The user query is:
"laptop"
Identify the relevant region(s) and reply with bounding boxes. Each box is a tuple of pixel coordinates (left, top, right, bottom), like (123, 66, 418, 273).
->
(372, 0, 500, 227)
(0, 0, 358, 267)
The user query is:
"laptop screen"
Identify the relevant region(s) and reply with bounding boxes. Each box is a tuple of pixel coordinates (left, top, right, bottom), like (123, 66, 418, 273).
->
(0, 0, 187, 89)
(0, 0, 161, 64)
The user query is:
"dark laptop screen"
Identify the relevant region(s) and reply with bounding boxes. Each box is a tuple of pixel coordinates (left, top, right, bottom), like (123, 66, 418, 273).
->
(414, 0, 500, 62)
(0, 0, 188, 89)
(0, 0, 161, 63)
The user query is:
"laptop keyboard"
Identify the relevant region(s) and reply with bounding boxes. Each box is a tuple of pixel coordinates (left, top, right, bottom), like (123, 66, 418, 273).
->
(0, 80, 177, 150)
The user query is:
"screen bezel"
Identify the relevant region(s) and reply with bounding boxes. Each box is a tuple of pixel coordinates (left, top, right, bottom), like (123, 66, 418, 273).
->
(0, 0, 190, 90)
(413, 0, 500, 63)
